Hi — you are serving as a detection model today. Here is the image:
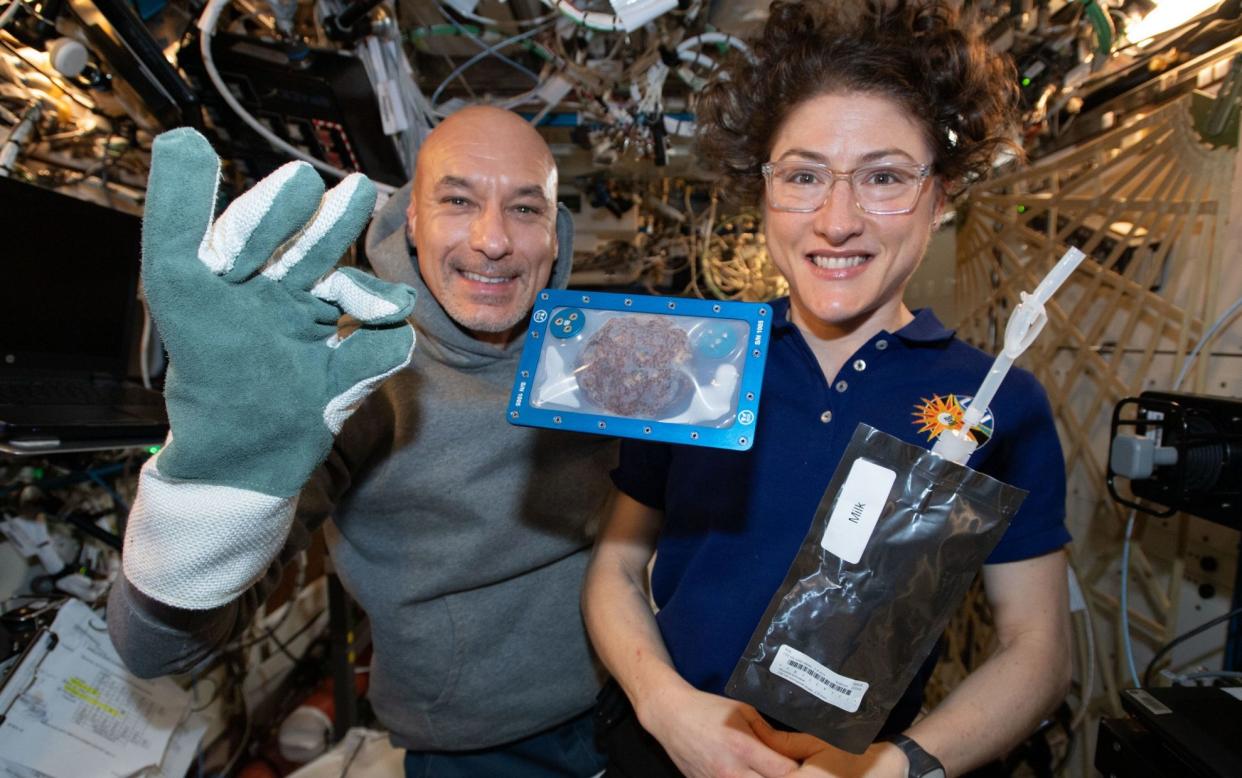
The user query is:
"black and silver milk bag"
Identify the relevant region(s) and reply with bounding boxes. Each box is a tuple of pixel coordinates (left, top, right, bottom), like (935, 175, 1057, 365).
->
(725, 422, 1027, 753)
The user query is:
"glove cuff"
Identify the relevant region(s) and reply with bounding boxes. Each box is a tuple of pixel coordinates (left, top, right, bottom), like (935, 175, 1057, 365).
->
(123, 454, 297, 610)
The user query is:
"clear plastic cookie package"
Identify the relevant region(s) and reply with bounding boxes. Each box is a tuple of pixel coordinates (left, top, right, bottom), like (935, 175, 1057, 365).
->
(506, 289, 773, 450)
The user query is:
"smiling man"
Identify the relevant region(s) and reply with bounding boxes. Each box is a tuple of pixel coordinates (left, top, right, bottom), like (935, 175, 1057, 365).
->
(109, 106, 618, 778)
(407, 107, 561, 342)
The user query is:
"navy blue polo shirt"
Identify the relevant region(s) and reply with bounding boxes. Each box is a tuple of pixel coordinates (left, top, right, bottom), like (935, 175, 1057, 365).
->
(612, 298, 1069, 732)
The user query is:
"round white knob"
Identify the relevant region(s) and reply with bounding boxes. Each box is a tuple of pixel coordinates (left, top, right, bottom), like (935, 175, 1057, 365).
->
(49, 38, 89, 78)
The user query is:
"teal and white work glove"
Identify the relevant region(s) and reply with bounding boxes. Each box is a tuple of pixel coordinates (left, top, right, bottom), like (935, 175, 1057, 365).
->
(123, 128, 416, 610)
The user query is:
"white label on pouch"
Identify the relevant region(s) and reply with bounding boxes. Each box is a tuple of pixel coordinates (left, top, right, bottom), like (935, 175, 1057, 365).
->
(771, 644, 869, 713)
(820, 458, 896, 564)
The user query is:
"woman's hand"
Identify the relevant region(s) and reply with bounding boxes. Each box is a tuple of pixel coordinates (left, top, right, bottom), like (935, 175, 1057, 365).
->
(756, 728, 907, 778)
(638, 685, 802, 778)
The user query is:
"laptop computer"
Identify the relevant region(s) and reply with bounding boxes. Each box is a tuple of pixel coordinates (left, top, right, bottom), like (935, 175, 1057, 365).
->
(1116, 686, 1242, 777)
(0, 176, 168, 455)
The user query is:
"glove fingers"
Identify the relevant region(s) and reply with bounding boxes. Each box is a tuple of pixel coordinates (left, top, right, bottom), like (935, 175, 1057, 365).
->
(267, 173, 377, 290)
(201, 161, 325, 281)
(143, 129, 222, 279)
(311, 267, 416, 326)
(323, 324, 416, 434)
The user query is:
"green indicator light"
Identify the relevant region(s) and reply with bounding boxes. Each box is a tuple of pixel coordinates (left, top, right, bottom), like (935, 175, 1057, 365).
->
(147, 445, 162, 455)
(1017, 205, 1027, 213)
(32, 467, 44, 479)
(1021, 77, 1031, 87)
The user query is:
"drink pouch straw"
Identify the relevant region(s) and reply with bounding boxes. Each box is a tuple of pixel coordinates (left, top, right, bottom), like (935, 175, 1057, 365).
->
(726, 248, 1086, 753)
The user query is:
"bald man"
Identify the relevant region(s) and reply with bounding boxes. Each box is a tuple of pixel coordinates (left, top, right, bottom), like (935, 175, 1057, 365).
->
(109, 108, 617, 777)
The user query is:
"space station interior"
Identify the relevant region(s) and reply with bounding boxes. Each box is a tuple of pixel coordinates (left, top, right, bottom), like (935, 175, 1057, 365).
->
(0, 0, 1240, 776)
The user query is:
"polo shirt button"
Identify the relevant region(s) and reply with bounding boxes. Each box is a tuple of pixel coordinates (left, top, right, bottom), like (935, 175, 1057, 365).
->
(820, 410, 832, 423)
(853, 359, 866, 372)
(835, 380, 848, 393)
(876, 340, 889, 350)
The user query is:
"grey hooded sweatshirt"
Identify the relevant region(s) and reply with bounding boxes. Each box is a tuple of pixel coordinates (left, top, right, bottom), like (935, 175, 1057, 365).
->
(108, 182, 618, 750)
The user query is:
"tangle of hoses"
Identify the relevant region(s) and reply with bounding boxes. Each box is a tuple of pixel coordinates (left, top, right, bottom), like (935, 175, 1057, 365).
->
(198, 0, 398, 193)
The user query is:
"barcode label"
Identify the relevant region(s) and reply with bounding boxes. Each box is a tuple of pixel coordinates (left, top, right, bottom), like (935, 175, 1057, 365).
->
(771, 645, 868, 713)
(1126, 689, 1172, 716)
(377, 80, 408, 136)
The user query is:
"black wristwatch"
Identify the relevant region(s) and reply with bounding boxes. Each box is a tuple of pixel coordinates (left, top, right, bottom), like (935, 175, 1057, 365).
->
(885, 734, 946, 778)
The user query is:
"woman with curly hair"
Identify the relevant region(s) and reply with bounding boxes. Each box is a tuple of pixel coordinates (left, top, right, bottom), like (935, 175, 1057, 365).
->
(583, 2, 1072, 777)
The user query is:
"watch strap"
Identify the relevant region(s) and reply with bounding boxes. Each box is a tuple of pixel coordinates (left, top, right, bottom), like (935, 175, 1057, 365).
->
(885, 734, 945, 778)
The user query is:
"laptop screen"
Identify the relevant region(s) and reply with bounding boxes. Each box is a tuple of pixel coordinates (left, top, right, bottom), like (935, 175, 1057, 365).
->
(0, 177, 143, 375)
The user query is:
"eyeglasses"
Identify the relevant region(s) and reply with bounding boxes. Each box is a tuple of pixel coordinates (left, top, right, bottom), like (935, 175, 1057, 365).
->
(760, 160, 933, 215)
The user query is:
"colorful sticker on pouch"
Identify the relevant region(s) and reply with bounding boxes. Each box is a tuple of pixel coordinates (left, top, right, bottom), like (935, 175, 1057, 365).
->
(912, 393, 995, 449)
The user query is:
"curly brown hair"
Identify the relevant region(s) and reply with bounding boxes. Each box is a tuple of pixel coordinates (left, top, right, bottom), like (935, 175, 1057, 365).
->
(695, 0, 1021, 203)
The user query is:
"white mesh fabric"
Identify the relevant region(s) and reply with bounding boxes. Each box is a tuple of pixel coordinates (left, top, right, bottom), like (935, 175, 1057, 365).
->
(311, 270, 401, 322)
(198, 162, 305, 275)
(123, 455, 298, 610)
(263, 173, 367, 282)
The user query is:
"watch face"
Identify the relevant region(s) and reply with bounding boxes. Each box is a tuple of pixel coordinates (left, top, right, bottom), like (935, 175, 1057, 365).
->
(923, 769, 946, 778)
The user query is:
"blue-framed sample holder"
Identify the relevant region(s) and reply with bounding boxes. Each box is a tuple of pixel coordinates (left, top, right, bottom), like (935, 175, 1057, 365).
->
(506, 289, 773, 450)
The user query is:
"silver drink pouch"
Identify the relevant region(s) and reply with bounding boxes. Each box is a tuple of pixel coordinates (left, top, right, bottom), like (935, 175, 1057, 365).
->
(725, 422, 1027, 753)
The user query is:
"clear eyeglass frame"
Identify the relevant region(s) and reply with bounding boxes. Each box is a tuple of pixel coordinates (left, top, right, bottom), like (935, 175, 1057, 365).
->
(760, 160, 933, 216)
